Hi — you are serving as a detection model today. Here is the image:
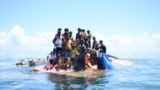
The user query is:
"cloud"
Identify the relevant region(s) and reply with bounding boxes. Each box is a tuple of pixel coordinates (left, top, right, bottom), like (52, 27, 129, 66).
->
(0, 25, 160, 58)
(0, 25, 55, 47)
(0, 25, 55, 58)
(94, 32, 160, 58)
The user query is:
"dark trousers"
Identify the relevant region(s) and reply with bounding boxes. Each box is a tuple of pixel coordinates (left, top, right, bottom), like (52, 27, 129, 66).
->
(97, 57, 103, 69)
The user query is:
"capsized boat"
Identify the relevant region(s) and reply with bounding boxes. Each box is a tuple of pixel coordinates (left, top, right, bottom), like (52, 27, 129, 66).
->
(31, 54, 133, 78)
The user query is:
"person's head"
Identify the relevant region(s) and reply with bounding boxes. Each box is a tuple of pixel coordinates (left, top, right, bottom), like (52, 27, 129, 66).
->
(58, 28, 62, 32)
(87, 30, 90, 34)
(64, 28, 69, 33)
(78, 28, 81, 32)
(80, 29, 83, 32)
(99, 40, 103, 44)
(93, 36, 96, 41)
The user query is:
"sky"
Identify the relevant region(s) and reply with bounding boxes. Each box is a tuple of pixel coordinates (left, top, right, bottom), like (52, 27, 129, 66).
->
(0, 0, 160, 59)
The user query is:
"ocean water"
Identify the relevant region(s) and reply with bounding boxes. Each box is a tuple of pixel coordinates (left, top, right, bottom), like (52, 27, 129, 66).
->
(0, 57, 160, 90)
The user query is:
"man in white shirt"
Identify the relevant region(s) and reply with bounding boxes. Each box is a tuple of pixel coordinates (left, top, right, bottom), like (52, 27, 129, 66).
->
(47, 51, 56, 65)
(52, 31, 63, 54)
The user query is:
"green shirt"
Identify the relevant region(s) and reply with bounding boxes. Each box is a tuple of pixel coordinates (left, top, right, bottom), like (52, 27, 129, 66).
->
(87, 33, 92, 41)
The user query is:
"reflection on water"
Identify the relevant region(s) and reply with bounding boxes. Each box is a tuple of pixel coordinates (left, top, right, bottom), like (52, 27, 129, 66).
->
(47, 70, 111, 90)
(48, 73, 88, 89)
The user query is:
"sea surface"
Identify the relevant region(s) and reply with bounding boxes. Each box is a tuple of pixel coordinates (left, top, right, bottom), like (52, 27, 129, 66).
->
(0, 57, 160, 90)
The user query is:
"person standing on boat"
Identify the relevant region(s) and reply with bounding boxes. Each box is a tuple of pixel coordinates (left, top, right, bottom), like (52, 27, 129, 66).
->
(81, 29, 86, 40)
(76, 28, 82, 42)
(99, 40, 106, 53)
(63, 33, 72, 57)
(84, 36, 90, 48)
(70, 44, 79, 66)
(56, 28, 62, 36)
(75, 39, 86, 71)
(92, 36, 99, 50)
(96, 48, 103, 69)
(69, 31, 74, 41)
(52, 31, 63, 53)
(96, 40, 113, 69)
(63, 28, 69, 41)
(87, 30, 92, 48)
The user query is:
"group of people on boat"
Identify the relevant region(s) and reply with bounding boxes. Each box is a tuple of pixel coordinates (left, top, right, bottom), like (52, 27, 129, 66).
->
(45, 28, 112, 71)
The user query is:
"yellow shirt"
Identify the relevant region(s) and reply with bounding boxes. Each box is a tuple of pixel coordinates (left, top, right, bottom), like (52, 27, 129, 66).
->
(64, 39, 72, 51)
(71, 50, 79, 58)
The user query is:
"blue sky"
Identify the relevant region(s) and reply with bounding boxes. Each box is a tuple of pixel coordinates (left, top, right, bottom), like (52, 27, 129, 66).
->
(0, 0, 160, 58)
